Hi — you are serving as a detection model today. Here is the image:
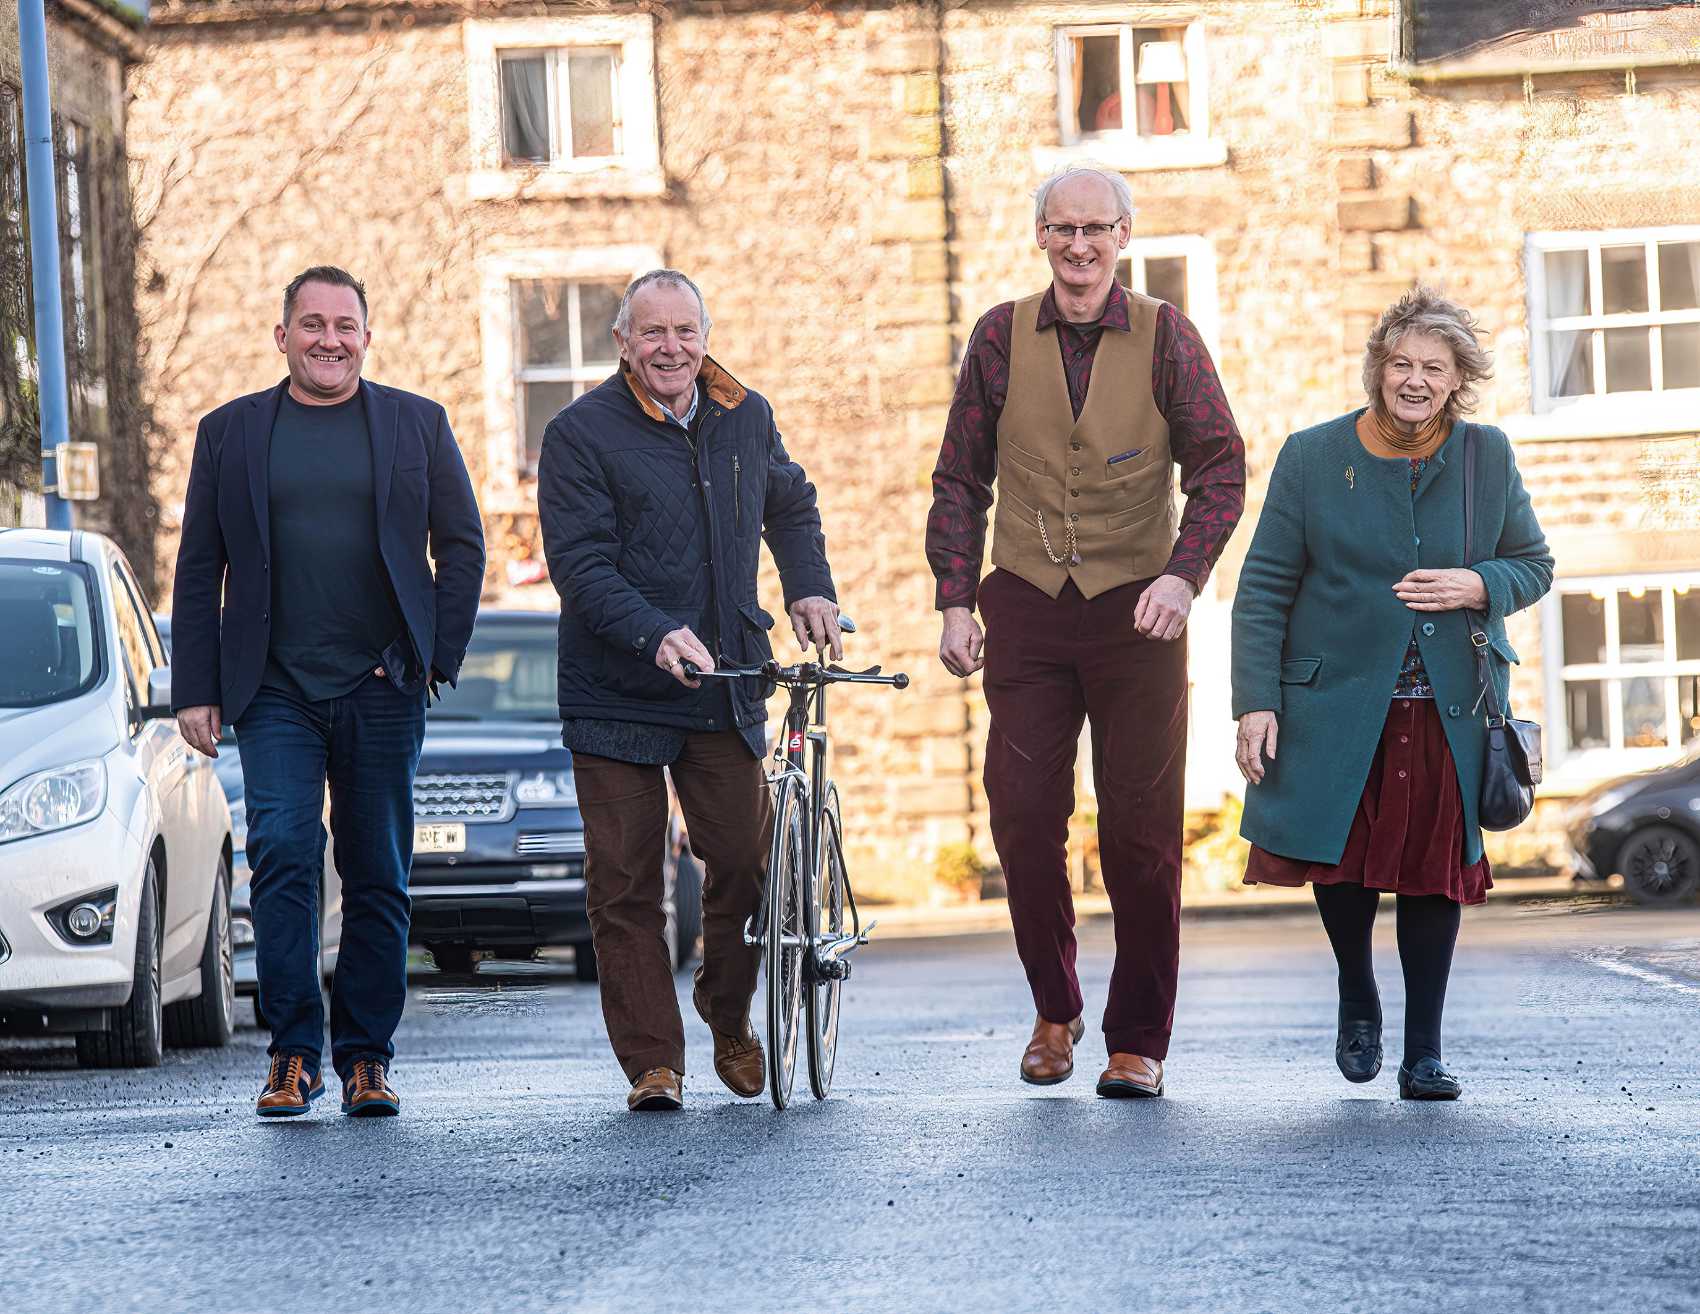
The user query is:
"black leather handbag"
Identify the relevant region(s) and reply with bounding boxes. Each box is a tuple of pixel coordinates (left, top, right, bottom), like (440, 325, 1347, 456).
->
(1462, 424, 1543, 831)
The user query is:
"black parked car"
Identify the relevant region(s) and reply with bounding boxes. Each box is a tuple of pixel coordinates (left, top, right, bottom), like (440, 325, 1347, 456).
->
(409, 609, 703, 977)
(1567, 742, 1700, 905)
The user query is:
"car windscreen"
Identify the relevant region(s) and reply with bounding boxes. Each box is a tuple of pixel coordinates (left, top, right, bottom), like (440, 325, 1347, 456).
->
(428, 622, 558, 722)
(0, 558, 103, 708)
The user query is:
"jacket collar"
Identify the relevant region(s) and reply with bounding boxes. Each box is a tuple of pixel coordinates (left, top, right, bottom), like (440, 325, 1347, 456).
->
(620, 355, 747, 422)
(1035, 279, 1131, 332)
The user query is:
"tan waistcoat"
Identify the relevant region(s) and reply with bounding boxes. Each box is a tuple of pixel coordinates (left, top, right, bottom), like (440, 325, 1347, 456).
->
(990, 290, 1175, 599)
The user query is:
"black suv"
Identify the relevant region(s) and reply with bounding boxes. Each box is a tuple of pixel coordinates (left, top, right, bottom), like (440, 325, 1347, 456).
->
(409, 609, 702, 977)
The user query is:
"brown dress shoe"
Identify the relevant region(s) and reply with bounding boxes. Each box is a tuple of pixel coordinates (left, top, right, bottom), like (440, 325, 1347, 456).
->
(694, 985, 765, 1098)
(341, 1058, 401, 1117)
(1096, 1053, 1164, 1099)
(627, 1067, 684, 1111)
(256, 1053, 324, 1118)
(1019, 1014, 1086, 1086)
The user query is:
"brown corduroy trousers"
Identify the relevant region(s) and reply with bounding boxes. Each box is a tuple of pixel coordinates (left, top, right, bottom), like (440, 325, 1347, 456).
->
(573, 731, 773, 1082)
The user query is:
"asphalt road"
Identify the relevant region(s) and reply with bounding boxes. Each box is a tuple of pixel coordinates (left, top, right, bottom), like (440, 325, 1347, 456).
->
(4, 896, 1699, 1314)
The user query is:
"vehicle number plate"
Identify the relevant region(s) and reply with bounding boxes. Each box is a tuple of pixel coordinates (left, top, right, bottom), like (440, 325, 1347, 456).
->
(414, 823, 466, 854)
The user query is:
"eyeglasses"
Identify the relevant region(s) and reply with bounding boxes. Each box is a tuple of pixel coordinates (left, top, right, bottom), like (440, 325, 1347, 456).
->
(1041, 222, 1120, 240)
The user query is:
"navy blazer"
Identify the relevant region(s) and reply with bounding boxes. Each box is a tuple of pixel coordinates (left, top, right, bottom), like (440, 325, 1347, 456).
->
(170, 378, 486, 722)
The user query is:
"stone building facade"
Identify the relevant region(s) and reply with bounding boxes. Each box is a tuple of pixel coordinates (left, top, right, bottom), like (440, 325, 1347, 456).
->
(0, 1, 154, 584)
(129, 0, 1700, 896)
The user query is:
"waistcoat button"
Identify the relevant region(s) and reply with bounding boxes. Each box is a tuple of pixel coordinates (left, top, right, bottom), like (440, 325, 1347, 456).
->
(1069, 488, 1079, 497)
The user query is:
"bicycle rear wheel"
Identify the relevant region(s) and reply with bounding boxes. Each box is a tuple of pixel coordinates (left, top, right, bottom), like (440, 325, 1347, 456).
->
(806, 784, 846, 1101)
(764, 777, 808, 1110)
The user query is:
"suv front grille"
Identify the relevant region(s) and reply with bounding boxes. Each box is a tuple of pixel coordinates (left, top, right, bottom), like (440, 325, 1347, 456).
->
(516, 831, 586, 857)
(413, 772, 513, 822)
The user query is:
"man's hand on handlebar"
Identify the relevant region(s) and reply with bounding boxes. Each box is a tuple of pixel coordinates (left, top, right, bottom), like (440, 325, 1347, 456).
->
(788, 596, 844, 662)
(656, 627, 715, 688)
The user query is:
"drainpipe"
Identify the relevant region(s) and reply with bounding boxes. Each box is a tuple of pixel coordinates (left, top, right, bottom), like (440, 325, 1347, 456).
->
(16, 0, 74, 531)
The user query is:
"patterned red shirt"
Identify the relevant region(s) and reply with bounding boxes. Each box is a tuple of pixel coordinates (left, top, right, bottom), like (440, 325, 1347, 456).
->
(926, 281, 1246, 610)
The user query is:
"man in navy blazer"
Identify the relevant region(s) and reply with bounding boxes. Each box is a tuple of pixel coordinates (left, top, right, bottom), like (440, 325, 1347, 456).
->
(171, 266, 484, 1118)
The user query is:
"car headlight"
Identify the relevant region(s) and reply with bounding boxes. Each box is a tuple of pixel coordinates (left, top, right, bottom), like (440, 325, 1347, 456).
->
(0, 760, 108, 845)
(513, 770, 577, 808)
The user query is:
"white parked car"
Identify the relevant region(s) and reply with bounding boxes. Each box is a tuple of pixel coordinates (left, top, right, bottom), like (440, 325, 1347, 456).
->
(0, 527, 234, 1067)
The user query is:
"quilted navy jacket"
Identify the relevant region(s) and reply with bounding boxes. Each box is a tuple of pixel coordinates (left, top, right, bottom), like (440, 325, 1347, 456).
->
(537, 360, 835, 734)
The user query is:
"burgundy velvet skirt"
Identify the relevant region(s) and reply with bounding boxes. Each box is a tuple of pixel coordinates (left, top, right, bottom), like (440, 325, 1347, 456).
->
(1244, 698, 1493, 906)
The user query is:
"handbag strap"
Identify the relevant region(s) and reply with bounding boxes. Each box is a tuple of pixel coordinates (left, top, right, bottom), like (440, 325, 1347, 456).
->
(1460, 423, 1506, 728)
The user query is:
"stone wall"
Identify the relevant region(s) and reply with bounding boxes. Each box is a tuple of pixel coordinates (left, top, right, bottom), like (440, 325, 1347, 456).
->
(129, 0, 1700, 895)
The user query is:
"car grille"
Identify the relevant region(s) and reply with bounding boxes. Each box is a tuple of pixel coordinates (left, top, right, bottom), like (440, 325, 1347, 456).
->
(516, 831, 587, 857)
(413, 772, 513, 822)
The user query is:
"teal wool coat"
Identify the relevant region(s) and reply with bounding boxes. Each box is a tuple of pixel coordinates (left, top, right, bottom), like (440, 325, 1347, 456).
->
(1230, 412, 1553, 867)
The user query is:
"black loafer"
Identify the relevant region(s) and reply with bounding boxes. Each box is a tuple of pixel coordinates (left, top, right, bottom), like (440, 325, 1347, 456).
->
(1335, 1009, 1383, 1084)
(1398, 1056, 1462, 1101)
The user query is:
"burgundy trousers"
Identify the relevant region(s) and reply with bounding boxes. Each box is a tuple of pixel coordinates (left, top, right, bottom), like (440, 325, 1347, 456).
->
(978, 569, 1189, 1060)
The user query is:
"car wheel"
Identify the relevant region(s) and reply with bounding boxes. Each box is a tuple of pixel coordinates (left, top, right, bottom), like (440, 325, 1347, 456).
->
(673, 849, 703, 971)
(574, 939, 599, 983)
(1618, 824, 1700, 905)
(165, 856, 236, 1047)
(76, 855, 164, 1069)
(426, 943, 478, 975)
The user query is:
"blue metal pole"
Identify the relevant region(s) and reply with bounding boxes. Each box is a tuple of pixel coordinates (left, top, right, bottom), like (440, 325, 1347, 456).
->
(16, 0, 73, 530)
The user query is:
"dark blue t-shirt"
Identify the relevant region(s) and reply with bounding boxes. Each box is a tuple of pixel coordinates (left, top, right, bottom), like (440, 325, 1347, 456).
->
(262, 390, 406, 701)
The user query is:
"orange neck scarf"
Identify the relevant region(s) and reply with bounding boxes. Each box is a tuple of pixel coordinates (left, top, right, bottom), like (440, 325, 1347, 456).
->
(1358, 406, 1451, 460)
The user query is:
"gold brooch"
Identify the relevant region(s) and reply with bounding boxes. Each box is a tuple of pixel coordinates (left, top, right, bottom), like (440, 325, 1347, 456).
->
(1345, 465, 1355, 490)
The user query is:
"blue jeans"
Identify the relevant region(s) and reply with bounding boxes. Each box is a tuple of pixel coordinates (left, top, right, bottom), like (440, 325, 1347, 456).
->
(235, 675, 425, 1080)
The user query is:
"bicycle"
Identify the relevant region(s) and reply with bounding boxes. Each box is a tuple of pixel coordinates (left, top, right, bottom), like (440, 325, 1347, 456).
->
(685, 617, 908, 1108)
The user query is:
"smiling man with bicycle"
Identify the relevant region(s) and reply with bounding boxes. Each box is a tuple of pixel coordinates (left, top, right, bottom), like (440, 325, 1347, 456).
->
(538, 269, 840, 1111)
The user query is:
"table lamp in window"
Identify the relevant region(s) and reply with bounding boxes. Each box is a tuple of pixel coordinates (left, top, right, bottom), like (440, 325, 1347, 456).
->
(1136, 40, 1187, 136)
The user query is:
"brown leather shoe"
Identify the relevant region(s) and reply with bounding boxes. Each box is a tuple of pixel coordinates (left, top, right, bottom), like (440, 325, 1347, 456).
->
(256, 1053, 324, 1118)
(341, 1057, 401, 1117)
(1096, 1053, 1164, 1099)
(693, 985, 765, 1098)
(1019, 1014, 1086, 1086)
(627, 1067, 684, 1111)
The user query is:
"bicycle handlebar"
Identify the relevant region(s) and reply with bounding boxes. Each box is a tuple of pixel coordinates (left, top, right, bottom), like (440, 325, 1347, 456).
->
(683, 657, 909, 690)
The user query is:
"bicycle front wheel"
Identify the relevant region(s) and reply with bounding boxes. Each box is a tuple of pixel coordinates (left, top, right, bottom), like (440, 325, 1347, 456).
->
(764, 777, 808, 1110)
(806, 784, 846, 1101)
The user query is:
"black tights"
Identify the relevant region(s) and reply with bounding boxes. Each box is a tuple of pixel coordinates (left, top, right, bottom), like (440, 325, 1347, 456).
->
(1312, 883, 1461, 1068)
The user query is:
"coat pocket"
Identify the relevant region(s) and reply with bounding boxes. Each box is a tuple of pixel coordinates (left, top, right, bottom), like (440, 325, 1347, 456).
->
(1003, 440, 1047, 476)
(1490, 636, 1520, 664)
(1279, 657, 1322, 685)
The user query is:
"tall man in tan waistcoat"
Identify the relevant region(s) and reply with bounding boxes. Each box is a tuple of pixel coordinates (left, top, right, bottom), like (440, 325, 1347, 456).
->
(926, 165, 1246, 1096)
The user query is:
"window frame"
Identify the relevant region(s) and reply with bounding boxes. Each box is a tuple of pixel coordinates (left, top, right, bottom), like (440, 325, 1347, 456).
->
(1042, 19, 1226, 173)
(1114, 234, 1221, 357)
(477, 246, 663, 510)
(464, 15, 661, 201)
(511, 278, 627, 475)
(1541, 570, 1700, 780)
(1523, 226, 1700, 428)
(496, 46, 624, 165)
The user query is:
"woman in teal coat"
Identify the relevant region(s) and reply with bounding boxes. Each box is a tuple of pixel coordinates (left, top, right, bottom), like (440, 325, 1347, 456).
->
(1231, 288, 1552, 1101)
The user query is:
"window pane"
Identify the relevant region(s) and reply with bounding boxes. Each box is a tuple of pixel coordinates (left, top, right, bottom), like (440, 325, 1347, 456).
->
(1603, 327, 1651, 393)
(1622, 677, 1668, 748)
(1133, 30, 1189, 135)
(514, 280, 573, 367)
(576, 280, 623, 365)
(1542, 249, 1589, 318)
(1661, 322, 1700, 391)
(1566, 680, 1607, 751)
(1547, 329, 1594, 397)
(500, 55, 551, 163)
(1676, 587, 1700, 661)
(1656, 242, 1700, 311)
(1601, 244, 1649, 314)
(1074, 35, 1122, 133)
(520, 379, 577, 471)
(1144, 256, 1187, 314)
(1681, 675, 1700, 749)
(566, 50, 617, 158)
(1561, 592, 1607, 665)
(1617, 587, 1665, 659)
(1115, 257, 1135, 290)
